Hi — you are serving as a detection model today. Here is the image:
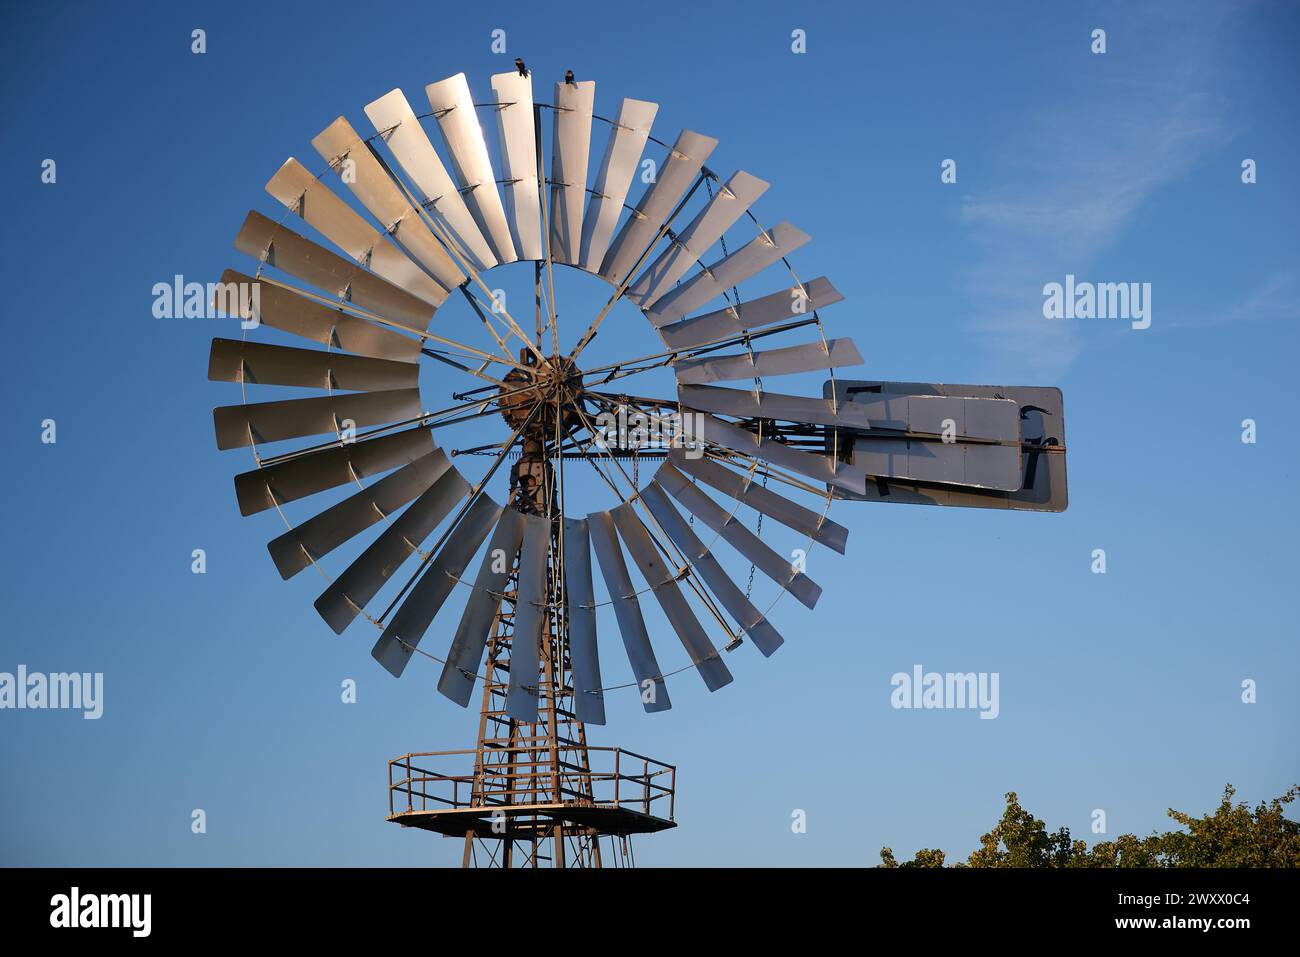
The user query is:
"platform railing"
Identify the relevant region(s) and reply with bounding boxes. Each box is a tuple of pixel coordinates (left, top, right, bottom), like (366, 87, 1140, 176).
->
(388, 745, 676, 821)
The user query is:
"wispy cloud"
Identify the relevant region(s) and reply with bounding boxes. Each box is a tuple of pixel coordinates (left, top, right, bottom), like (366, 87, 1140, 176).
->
(1165, 268, 1300, 329)
(959, 4, 1243, 378)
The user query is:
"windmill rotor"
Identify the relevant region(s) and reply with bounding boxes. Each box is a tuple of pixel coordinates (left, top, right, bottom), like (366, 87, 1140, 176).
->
(209, 66, 1067, 867)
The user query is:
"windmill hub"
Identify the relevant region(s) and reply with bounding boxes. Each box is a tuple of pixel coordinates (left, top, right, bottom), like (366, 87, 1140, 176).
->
(498, 353, 582, 440)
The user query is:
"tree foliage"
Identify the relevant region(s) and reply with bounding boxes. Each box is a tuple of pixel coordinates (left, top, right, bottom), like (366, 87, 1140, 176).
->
(879, 784, 1300, 868)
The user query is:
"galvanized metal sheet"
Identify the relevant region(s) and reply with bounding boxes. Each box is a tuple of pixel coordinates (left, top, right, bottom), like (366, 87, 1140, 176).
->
(610, 502, 733, 692)
(504, 514, 552, 722)
(666, 449, 848, 554)
(963, 398, 1018, 442)
(426, 73, 518, 265)
(827, 380, 1069, 512)
(599, 129, 718, 285)
(678, 383, 872, 431)
(314, 465, 472, 634)
(233, 427, 434, 516)
(365, 88, 498, 273)
(213, 388, 421, 451)
(646, 222, 811, 327)
(587, 510, 671, 713)
(850, 437, 1022, 491)
(842, 392, 1023, 490)
(680, 412, 865, 494)
(488, 72, 542, 262)
(265, 157, 450, 308)
(640, 482, 783, 657)
(626, 170, 768, 308)
(656, 462, 821, 610)
(909, 395, 1019, 441)
(216, 269, 422, 362)
(562, 518, 605, 725)
(549, 80, 595, 265)
(579, 98, 658, 273)
(234, 212, 434, 333)
(658, 276, 843, 351)
(437, 506, 527, 706)
(208, 338, 418, 392)
(675, 337, 863, 385)
(757, 388, 1018, 443)
(371, 492, 501, 678)
(310, 118, 462, 296)
(267, 448, 451, 580)
(815, 392, 903, 432)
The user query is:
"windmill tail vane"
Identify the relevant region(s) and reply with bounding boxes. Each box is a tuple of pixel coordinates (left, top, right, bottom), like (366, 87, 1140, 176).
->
(208, 66, 1067, 868)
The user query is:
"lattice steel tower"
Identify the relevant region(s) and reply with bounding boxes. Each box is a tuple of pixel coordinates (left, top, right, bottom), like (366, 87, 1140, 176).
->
(387, 355, 677, 868)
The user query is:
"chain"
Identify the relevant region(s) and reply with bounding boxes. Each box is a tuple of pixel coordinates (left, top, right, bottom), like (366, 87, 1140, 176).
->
(744, 470, 769, 600)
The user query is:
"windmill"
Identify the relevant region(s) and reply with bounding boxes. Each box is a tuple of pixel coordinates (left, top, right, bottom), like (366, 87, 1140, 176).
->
(209, 68, 1068, 868)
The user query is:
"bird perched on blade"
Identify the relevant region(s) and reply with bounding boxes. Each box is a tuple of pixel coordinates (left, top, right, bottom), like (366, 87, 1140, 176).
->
(515, 57, 528, 77)
(564, 69, 575, 86)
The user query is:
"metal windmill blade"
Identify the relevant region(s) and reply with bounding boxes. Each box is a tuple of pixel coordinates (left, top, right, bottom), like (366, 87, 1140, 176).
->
(208, 338, 419, 392)
(665, 448, 848, 554)
(311, 117, 466, 295)
(365, 88, 500, 273)
(488, 72, 543, 262)
(609, 501, 733, 692)
(434, 505, 526, 700)
(640, 482, 783, 657)
(212, 389, 422, 450)
(623, 170, 768, 308)
(599, 129, 718, 285)
(209, 66, 1067, 870)
(579, 97, 657, 272)
(644, 221, 811, 327)
(587, 508, 671, 714)
(654, 462, 822, 610)
(266, 449, 453, 580)
(426, 72, 519, 265)
(673, 337, 864, 384)
(232, 428, 436, 517)
(265, 157, 452, 307)
(371, 493, 503, 677)
(562, 517, 606, 724)
(313, 454, 472, 634)
(501, 513, 552, 721)
(213, 268, 422, 362)
(549, 78, 595, 265)
(232, 213, 435, 333)
(657, 276, 843, 351)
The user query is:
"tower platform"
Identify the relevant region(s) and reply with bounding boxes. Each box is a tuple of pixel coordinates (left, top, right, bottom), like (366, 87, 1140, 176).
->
(387, 745, 677, 839)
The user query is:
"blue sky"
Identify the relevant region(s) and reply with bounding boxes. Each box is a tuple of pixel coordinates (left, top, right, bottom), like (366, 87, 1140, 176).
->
(1, 0, 1297, 867)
